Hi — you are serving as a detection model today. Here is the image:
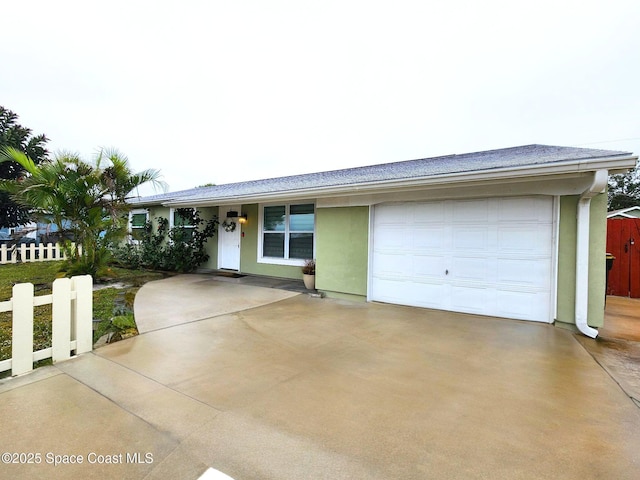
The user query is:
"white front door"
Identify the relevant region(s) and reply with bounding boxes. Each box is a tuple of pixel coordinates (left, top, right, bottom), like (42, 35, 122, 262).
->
(370, 196, 554, 322)
(218, 205, 241, 270)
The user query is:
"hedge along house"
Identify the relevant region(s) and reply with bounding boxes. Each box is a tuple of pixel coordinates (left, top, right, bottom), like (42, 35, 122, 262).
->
(130, 144, 637, 337)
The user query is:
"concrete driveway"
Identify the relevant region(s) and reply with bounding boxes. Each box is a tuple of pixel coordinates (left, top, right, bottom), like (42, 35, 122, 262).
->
(1, 275, 639, 479)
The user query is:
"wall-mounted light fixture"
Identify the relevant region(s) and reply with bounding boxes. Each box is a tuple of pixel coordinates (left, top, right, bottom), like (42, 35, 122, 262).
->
(238, 214, 248, 224)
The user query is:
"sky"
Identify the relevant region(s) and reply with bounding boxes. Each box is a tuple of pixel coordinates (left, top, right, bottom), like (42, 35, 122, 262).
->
(2, 0, 639, 196)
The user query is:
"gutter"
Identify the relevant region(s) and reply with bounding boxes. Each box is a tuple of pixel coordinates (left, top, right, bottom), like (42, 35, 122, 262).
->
(574, 169, 608, 338)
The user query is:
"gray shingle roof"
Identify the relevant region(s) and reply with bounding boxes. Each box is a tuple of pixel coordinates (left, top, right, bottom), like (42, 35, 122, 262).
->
(131, 144, 633, 206)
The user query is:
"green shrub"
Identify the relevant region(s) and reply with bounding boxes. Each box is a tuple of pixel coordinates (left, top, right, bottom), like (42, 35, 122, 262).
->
(112, 313, 136, 330)
(111, 209, 218, 273)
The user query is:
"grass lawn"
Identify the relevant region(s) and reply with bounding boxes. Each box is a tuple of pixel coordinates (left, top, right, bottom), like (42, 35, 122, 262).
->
(0, 261, 167, 364)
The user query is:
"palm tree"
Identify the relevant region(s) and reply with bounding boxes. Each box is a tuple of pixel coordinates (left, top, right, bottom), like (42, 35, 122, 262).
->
(0, 147, 165, 275)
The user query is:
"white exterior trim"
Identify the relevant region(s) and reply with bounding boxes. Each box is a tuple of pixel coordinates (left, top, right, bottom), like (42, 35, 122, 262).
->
(551, 196, 561, 322)
(128, 208, 149, 244)
(256, 202, 316, 267)
(168, 207, 196, 229)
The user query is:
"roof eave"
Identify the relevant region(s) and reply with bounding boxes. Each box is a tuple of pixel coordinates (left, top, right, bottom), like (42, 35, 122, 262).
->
(163, 153, 638, 207)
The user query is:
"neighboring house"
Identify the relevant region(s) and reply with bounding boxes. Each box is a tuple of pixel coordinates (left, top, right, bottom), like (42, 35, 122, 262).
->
(0, 223, 38, 244)
(130, 144, 638, 337)
(0, 217, 72, 245)
(607, 206, 640, 219)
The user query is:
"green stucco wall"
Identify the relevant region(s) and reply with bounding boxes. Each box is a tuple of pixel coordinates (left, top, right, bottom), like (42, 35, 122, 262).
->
(199, 206, 219, 270)
(315, 206, 369, 298)
(239, 204, 301, 279)
(147, 206, 170, 236)
(556, 193, 607, 328)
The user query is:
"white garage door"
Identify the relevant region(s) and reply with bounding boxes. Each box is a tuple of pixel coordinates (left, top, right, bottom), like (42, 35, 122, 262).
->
(371, 197, 554, 322)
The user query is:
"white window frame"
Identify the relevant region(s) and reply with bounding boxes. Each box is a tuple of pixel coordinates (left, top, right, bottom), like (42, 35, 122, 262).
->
(128, 209, 149, 244)
(258, 202, 316, 266)
(169, 207, 197, 229)
(169, 207, 197, 242)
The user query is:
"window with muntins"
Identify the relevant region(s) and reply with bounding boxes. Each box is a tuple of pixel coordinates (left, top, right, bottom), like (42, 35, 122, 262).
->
(262, 203, 314, 262)
(171, 208, 196, 241)
(130, 210, 148, 242)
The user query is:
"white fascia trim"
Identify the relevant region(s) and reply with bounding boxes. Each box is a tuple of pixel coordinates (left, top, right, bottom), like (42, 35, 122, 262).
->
(162, 154, 638, 208)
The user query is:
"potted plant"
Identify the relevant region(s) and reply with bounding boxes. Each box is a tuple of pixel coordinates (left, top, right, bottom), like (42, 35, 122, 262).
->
(302, 259, 316, 290)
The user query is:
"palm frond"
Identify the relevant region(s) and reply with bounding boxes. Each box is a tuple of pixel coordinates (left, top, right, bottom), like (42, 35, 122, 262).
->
(0, 146, 38, 175)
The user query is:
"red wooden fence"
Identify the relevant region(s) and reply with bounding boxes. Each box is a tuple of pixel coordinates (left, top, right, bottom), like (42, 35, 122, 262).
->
(606, 218, 640, 297)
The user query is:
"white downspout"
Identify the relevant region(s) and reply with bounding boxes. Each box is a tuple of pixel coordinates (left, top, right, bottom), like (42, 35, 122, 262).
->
(575, 169, 608, 338)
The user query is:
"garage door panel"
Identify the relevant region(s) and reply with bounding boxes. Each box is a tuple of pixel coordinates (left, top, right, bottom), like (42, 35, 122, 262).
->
(497, 258, 551, 286)
(371, 278, 446, 308)
(453, 199, 488, 222)
(453, 226, 490, 250)
(451, 256, 492, 281)
(372, 252, 411, 277)
(372, 197, 554, 323)
(450, 286, 488, 314)
(405, 282, 448, 308)
(413, 202, 445, 222)
(498, 225, 552, 253)
(412, 255, 446, 278)
(375, 225, 407, 250)
(495, 291, 551, 321)
(497, 197, 551, 222)
(413, 226, 446, 249)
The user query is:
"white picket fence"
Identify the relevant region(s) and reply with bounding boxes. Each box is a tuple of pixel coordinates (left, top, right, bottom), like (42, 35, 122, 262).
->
(0, 275, 93, 376)
(0, 242, 81, 265)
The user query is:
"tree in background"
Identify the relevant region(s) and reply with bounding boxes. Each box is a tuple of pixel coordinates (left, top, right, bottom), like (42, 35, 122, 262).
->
(608, 166, 640, 211)
(0, 106, 49, 228)
(0, 147, 164, 276)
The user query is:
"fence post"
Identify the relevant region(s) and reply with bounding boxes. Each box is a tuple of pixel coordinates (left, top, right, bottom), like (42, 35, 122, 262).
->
(47, 243, 53, 260)
(71, 275, 93, 354)
(37, 243, 44, 262)
(12, 283, 34, 376)
(0, 245, 6, 264)
(51, 278, 72, 363)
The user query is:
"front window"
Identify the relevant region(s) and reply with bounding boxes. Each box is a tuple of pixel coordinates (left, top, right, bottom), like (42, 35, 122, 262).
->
(129, 209, 149, 243)
(261, 203, 314, 263)
(171, 208, 196, 241)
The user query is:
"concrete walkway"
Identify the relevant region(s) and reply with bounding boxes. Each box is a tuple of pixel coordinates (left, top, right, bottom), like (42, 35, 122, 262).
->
(1, 275, 640, 479)
(575, 296, 640, 406)
(134, 274, 300, 333)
